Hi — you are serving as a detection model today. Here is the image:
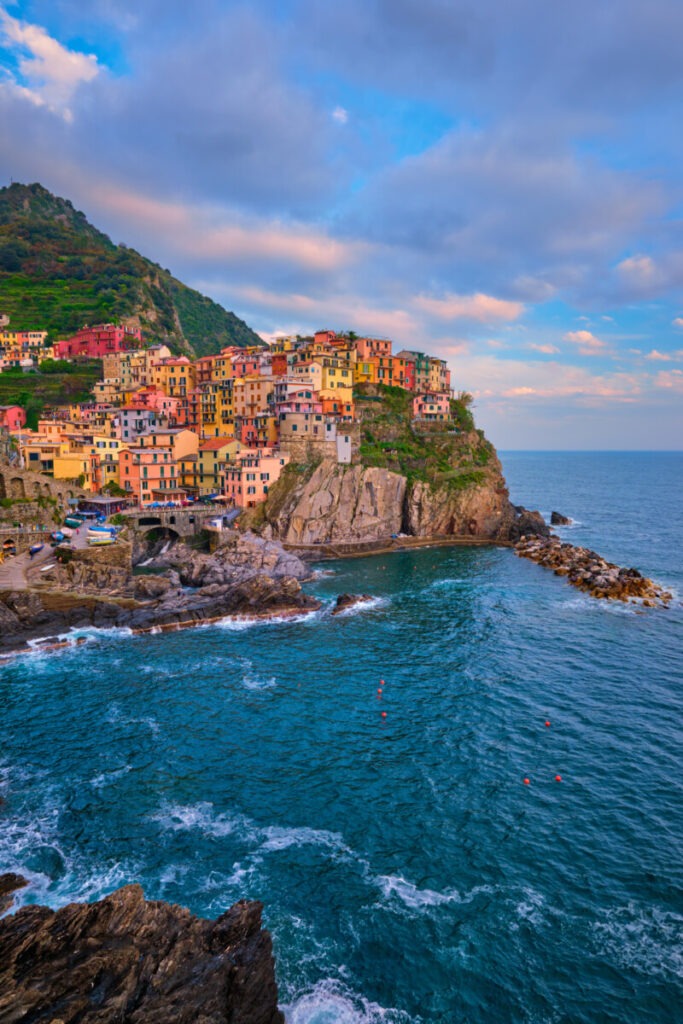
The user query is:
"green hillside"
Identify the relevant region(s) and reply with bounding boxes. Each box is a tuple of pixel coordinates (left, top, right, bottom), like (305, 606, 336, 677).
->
(0, 362, 102, 429)
(0, 182, 261, 356)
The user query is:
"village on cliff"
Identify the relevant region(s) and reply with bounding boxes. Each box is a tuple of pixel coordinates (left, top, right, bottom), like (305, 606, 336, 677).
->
(0, 320, 453, 510)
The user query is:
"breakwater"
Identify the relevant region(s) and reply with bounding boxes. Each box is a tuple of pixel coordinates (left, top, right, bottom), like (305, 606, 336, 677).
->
(515, 534, 673, 607)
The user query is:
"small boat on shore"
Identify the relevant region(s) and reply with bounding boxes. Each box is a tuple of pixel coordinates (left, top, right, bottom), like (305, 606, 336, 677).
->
(29, 544, 44, 557)
(87, 534, 116, 546)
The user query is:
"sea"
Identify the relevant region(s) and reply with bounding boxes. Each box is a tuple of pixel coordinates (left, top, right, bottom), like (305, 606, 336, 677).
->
(1, 451, 682, 1024)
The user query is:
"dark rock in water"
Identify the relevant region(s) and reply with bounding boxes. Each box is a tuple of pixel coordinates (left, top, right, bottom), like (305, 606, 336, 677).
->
(0, 872, 28, 913)
(332, 593, 373, 615)
(506, 507, 550, 542)
(0, 883, 284, 1023)
(550, 511, 572, 525)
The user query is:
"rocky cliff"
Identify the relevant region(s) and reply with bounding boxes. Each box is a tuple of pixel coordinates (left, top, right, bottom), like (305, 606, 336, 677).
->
(0, 879, 283, 1023)
(248, 434, 545, 546)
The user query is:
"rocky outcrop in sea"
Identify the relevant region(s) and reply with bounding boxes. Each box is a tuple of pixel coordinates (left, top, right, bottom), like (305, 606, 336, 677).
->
(515, 534, 673, 606)
(0, 879, 283, 1023)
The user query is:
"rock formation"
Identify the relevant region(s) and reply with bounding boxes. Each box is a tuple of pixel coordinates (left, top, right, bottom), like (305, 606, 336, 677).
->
(331, 593, 374, 615)
(550, 511, 572, 525)
(515, 535, 672, 606)
(251, 459, 548, 546)
(0, 533, 318, 652)
(0, 881, 284, 1023)
(0, 871, 27, 914)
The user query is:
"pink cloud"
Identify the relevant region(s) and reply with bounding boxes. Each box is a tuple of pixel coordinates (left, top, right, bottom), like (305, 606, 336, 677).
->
(88, 184, 358, 272)
(563, 329, 608, 355)
(655, 369, 683, 390)
(528, 343, 560, 354)
(414, 292, 524, 323)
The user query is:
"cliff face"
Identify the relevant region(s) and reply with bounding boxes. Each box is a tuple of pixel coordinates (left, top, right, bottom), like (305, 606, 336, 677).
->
(0, 880, 284, 1024)
(252, 450, 543, 546)
(259, 462, 407, 545)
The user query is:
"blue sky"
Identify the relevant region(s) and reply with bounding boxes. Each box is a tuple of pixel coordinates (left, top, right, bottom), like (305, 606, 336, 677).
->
(1, 0, 682, 448)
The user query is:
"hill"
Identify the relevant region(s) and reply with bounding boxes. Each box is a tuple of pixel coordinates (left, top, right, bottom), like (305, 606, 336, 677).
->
(0, 182, 261, 356)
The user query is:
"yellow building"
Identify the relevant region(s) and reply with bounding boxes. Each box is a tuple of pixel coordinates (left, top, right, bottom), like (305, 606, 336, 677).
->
(151, 358, 197, 398)
(180, 437, 242, 496)
(233, 376, 273, 419)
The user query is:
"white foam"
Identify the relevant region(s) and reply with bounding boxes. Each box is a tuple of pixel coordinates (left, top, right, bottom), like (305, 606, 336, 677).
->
(150, 801, 258, 842)
(214, 609, 323, 630)
(283, 979, 414, 1024)
(240, 658, 277, 690)
(329, 596, 388, 618)
(375, 873, 494, 909)
(90, 764, 132, 789)
(593, 903, 683, 979)
(259, 825, 351, 856)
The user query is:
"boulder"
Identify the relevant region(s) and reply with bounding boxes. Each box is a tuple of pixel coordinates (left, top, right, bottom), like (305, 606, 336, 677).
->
(0, 872, 28, 914)
(331, 593, 374, 615)
(550, 511, 572, 525)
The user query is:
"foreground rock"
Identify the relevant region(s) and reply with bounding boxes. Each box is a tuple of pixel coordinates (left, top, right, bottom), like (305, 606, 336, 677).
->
(0, 883, 283, 1023)
(515, 535, 672, 607)
(331, 593, 374, 615)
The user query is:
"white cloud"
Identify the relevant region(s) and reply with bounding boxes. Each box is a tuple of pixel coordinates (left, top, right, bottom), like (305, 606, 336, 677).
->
(332, 105, 348, 124)
(414, 291, 524, 323)
(673, 317, 683, 328)
(0, 7, 100, 120)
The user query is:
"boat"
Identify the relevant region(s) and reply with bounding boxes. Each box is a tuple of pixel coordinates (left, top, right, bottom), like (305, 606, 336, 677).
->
(87, 524, 117, 535)
(87, 534, 115, 546)
(64, 516, 83, 529)
(29, 544, 44, 556)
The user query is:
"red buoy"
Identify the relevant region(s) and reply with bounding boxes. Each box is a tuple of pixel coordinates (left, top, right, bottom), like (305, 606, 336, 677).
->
(555, 775, 562, 782)
(381, 711, 387, 718)
(545, 721, 551, 727)
(379, 679, 385, 686)
(524, 778, 530, 785)
(377, 688, 383, 694)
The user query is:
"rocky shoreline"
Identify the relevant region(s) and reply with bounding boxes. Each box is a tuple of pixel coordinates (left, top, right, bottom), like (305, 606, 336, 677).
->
(515, 534, 673, 607)
(0, 532, 320, 655)
(0, 877, 284, 1023)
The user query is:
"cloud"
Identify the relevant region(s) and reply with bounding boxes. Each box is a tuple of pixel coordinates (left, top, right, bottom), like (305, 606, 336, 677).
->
(528, 343, 560, 354)
(654, 369, 683, 390)
(0, 8, 100, 120)
(332, 106, 348, 124)
(673, 317, 683, 328)
(413, 291, 524, 323)
(644, 348, 683, 361)
(563, 329, 608, 355)
(616, 254, 658, 284)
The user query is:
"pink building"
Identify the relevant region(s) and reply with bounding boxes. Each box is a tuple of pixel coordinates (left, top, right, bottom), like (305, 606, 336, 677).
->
(355, 337, 393, 360)
(54, 323, 143, 360)
(0, 405, 27, 431)
(223, 448, 289, 508)
(412, 393, 451, 422)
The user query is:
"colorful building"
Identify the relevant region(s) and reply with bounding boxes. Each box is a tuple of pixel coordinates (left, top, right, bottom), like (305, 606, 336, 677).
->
(0, 405, 27, 431)
(54, 323, 143, 360)
(223, 448, 290, 508)
(412, 393, 451, 422)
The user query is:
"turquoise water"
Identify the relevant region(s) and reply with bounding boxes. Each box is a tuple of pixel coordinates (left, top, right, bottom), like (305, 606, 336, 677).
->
(1, 452, 682, 1023)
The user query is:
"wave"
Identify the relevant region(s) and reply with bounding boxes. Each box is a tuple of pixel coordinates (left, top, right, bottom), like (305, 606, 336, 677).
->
(328, 596, 389, 619)
(592, 902, 683, 980)
(259, 824, 352, 856)
(89, 764, 133, 789)
(240, 658, 277, 690)
(150, 801, 259, 842)
(213, 609, 323, 631)
(375, 873, 495, 910)
(105, 704, 160, 735)
(283, 978, 415, 1024)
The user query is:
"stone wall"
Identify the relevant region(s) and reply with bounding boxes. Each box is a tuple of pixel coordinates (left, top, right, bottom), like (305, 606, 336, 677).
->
(0, 460, 86, 506)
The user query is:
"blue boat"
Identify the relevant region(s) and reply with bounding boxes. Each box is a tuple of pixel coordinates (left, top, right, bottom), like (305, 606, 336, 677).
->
(29, 544, 44, 557)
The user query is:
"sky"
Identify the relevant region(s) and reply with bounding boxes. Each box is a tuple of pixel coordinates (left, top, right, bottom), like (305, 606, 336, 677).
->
(1, 0, 682, 449)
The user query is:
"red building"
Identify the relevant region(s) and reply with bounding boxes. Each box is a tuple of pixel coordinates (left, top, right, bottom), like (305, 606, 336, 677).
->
(54, 323, 144, 360)
(0, 405, 27, 431)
